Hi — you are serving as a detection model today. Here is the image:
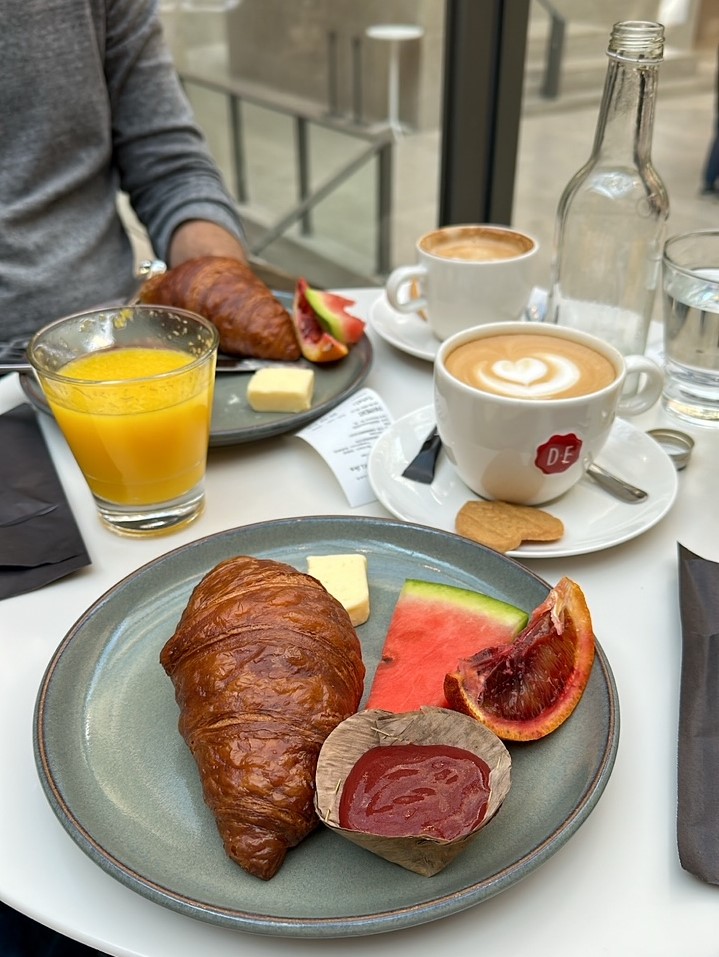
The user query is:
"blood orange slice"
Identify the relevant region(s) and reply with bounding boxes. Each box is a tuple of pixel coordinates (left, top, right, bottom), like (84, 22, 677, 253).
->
(444, 577, 595, 742)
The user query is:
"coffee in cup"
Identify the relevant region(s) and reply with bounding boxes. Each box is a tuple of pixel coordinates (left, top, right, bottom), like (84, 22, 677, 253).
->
(386, 225, 539, 341)
(434, 322, 663, 506)
(423, 228, 534, 263)
(445, 332, 616, 400)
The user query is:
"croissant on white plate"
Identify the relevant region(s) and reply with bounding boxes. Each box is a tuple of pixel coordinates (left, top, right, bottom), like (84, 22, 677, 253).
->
(160, 555, 365, 880)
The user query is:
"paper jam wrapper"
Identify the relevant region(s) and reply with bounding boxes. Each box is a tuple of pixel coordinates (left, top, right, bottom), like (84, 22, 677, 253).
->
(314, 706, 511, 877)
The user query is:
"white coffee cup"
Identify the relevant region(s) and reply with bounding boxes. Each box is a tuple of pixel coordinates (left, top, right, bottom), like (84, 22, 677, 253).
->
(434, 322, 663, 506)
(386, 224, 539, 341)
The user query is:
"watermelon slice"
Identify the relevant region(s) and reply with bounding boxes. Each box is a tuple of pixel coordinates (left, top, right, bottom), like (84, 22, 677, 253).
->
(366, 580, 528, 713)
(305, 285, 365, 344)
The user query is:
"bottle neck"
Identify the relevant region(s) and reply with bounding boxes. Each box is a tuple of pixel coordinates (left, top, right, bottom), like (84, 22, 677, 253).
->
(590, 55, 659, 165)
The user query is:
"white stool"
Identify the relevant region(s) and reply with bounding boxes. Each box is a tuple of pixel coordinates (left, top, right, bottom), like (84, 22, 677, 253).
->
(365, 23, 424, 135)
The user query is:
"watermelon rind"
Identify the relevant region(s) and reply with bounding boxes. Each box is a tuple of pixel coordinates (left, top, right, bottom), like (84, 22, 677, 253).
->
(305, 285, 365, 344)
(401, 580, 529, 630)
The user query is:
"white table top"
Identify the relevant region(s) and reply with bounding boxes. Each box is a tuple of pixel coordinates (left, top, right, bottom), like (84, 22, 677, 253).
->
(1, 288, 717, 957)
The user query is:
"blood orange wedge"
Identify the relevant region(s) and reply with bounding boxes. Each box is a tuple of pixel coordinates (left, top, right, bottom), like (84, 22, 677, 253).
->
(444, 577, 595, 742)
(366, 580, 528, 713)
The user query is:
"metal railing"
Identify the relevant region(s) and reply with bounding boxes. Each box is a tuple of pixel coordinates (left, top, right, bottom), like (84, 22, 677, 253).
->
(534, 0, 566, 99)
(180, 69, 395, 275)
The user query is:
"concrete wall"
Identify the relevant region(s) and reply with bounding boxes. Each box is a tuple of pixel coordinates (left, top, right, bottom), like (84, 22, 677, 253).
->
(695, 0, 719, 50)
(226, 0, 444, 129)
(546, 1, 661, 21)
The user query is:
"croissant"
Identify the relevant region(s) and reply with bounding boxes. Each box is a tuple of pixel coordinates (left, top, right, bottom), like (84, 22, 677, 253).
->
(160, 555, 365, 880)
(139, 256, 301, 360)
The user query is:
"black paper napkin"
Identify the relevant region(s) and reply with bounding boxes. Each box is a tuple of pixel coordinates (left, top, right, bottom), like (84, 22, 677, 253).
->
(0, 403, 91, 600)
(677, 544, 719, 884)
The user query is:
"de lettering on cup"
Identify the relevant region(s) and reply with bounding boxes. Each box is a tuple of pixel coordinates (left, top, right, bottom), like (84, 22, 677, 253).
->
(662, 228, 719, 425)
(385, 224, 539, 342)
(27, 304, 218, 536)
(434, 321, 663, 506)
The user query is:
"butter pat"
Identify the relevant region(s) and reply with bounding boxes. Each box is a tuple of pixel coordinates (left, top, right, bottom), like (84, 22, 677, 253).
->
(307, 554, 370, 627)
(247, 367, 315, 412)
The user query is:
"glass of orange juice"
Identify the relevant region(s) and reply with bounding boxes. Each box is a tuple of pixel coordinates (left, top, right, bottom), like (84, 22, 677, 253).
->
(27, 305, 219, 536)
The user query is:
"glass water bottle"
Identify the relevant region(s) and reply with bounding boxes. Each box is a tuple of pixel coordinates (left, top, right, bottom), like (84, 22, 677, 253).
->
(547, 21, 669, 356)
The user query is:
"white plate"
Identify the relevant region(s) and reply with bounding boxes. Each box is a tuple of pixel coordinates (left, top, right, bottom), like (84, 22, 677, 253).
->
(368, 293, 439, 361)
(368, 405, 679, 558)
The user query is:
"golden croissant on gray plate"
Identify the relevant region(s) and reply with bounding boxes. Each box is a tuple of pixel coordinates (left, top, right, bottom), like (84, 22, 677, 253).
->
(139, 256, 301, 360)
(160, 555, 365, 880)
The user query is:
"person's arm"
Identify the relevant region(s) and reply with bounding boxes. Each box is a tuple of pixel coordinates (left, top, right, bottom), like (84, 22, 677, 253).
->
(106, 0, 247, 263)
(168, 220, 248, 267)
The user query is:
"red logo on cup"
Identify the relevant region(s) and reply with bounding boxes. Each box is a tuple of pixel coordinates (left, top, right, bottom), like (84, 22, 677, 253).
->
(535, 433, 582, 474)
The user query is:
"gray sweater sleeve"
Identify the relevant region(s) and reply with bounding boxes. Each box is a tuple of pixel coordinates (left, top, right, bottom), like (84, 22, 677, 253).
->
(0, 0, 245, 338)
(104, 0, 245, 261)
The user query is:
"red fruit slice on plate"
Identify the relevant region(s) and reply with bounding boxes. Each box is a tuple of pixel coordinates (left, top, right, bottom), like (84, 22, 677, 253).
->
(291, 279, 348, 362)
(444, 577, 595, 741)
(305, 286, 365, 344)
(366, 580, 528, 713)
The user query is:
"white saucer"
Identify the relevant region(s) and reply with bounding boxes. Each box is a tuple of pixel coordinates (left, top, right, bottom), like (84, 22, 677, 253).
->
(368, 294, 439, 361)
(368, 405, 679, 558)
(368, 287, 550, 363)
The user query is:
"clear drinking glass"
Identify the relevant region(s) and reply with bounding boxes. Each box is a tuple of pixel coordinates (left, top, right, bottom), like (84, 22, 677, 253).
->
(662, 229, 719, 425)
(28, 305, 218, 535)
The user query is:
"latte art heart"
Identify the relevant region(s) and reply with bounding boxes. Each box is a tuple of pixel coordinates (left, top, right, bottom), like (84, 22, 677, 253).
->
(445, 332, 617, 401)
(493, 357, 547, 386)
(476, 353, 581, 398)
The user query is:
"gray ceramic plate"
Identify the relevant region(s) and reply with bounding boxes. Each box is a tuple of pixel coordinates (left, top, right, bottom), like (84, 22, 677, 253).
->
(33, 516, 619, 939)
(18, 293, 373, 447)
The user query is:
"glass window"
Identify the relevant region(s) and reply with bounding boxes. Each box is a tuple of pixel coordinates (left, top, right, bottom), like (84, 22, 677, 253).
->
(161, 0, 447, 286)
(159, 1, 716, 295)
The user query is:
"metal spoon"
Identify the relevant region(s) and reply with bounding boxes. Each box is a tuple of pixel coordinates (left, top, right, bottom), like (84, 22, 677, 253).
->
(402, 426, 650, 503)
(0, 354, 307, 375)
(585, 462, 648, 503)
(0, 338, 307, 376)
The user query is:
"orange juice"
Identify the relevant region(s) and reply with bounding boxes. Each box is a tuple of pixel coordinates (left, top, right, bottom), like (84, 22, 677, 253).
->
(41, 347, 215, 505)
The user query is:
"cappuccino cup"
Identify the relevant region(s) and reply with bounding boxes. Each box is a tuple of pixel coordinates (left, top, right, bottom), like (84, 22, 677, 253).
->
(434, 322, 663, 506)
(386, 224, 539, 341)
